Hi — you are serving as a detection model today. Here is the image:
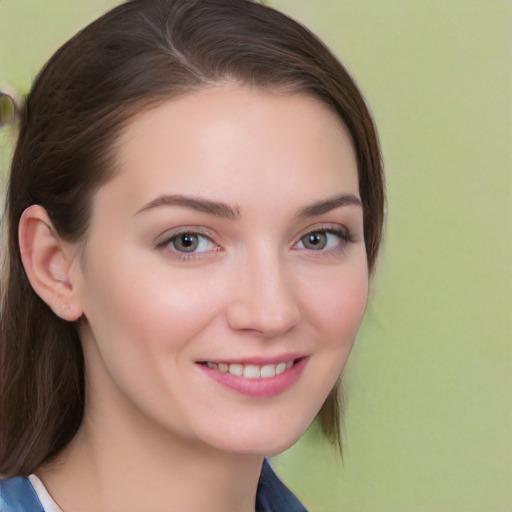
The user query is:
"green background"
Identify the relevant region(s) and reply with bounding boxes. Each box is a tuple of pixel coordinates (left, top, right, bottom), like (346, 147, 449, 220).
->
(1, 1, 510, 510)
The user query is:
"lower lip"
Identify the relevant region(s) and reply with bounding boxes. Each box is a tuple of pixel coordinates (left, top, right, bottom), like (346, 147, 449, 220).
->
(197, 357, 308, 398)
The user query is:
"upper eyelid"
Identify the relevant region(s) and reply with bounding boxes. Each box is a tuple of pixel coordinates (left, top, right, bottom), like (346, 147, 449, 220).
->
(294, 223, 350, 240)
(154, 226, 217, 243)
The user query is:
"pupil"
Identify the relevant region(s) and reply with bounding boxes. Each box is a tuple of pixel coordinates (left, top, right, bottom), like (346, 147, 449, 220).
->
(175, 234, 198, 252)
(304, 232, 326, 250)
(182, 235, 194, 247)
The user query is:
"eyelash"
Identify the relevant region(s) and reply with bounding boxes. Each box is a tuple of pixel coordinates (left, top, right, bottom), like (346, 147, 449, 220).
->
(155, 225, 355, 261)
(155, 229, 220, 261)
(293, 225, 355, 254)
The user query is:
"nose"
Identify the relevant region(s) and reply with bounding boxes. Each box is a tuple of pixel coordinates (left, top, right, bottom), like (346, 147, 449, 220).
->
(226, 252, 302, 338)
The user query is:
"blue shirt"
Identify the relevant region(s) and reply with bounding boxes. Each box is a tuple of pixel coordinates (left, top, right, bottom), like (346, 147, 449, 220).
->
(0, 460, 308, 512)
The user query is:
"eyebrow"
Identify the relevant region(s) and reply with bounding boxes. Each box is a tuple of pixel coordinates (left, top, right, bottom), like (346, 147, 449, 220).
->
(136, 194, 240, 220)
(135, 192, 361, 220)
(296, 193, 362, 218)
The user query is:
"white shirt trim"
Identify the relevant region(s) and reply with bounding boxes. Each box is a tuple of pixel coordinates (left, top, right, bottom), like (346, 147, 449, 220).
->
(28, 475, 63, 512)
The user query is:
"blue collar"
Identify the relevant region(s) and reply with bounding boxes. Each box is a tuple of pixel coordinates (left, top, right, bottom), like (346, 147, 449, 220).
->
(256, 460, 308, 511)
(0, 476, 44, 512)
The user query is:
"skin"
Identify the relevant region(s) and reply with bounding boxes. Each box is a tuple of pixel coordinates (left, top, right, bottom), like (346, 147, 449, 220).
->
(25, 86, 368, 511)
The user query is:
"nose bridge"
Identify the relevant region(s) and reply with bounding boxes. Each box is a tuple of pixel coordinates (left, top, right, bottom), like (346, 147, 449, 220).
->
(226, 245, 301, 337)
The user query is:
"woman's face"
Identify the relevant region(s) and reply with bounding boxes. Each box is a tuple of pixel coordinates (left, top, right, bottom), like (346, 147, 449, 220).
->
(74, 86, 368, 456)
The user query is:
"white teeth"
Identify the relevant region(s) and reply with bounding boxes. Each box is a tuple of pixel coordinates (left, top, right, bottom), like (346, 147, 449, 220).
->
(243, 365, 260, 379)
(228, 363, 243, 377)
(275, 362, 287, 375)
(260, 364, 276, 378)
(204, 360, 296, 379)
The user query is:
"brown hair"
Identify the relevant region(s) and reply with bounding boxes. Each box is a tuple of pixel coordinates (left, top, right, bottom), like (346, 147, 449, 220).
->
(0, 0, 384, 476)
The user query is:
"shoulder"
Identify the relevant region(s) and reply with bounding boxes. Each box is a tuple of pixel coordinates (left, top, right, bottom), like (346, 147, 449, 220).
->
(0, 476, 45, 512)
(256, 460, 308, 512)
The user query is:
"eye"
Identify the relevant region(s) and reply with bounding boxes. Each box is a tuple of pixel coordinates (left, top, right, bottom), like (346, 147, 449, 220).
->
(165, 232, 217, 254)
(296, 228, 350, 251)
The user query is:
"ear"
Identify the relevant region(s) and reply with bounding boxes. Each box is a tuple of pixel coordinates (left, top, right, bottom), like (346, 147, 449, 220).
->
(19, 205, 83, 321)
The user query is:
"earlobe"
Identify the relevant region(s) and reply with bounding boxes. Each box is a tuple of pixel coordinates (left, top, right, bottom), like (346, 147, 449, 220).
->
(19, 205, 83, 321)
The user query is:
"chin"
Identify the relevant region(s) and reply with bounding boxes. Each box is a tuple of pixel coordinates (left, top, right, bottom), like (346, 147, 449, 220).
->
(196, 415, 313, 458)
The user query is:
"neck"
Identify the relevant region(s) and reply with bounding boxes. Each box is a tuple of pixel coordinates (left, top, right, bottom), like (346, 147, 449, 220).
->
(37, 399, 264, 512)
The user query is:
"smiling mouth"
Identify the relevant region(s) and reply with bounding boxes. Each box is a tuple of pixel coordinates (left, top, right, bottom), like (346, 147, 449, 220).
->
(198, 359, 302, 379)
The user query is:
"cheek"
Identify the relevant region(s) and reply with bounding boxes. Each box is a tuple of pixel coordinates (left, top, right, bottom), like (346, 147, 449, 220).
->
(77, 255, 223, 420)
(299, 261, 368, 416)
(121, 269, 225, 351)
(303, 261, 369, 349)
(80, 250, 220, 352)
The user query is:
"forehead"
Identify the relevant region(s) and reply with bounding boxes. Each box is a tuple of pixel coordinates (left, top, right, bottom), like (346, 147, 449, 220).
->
(100, 86, 359, 213)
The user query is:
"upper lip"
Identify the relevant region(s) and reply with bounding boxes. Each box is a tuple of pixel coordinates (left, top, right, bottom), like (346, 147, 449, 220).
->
(196, 353, 307, 366)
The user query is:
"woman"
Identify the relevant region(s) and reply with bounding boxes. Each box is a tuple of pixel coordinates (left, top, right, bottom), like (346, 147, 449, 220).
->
(0, 0, 384, 510)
